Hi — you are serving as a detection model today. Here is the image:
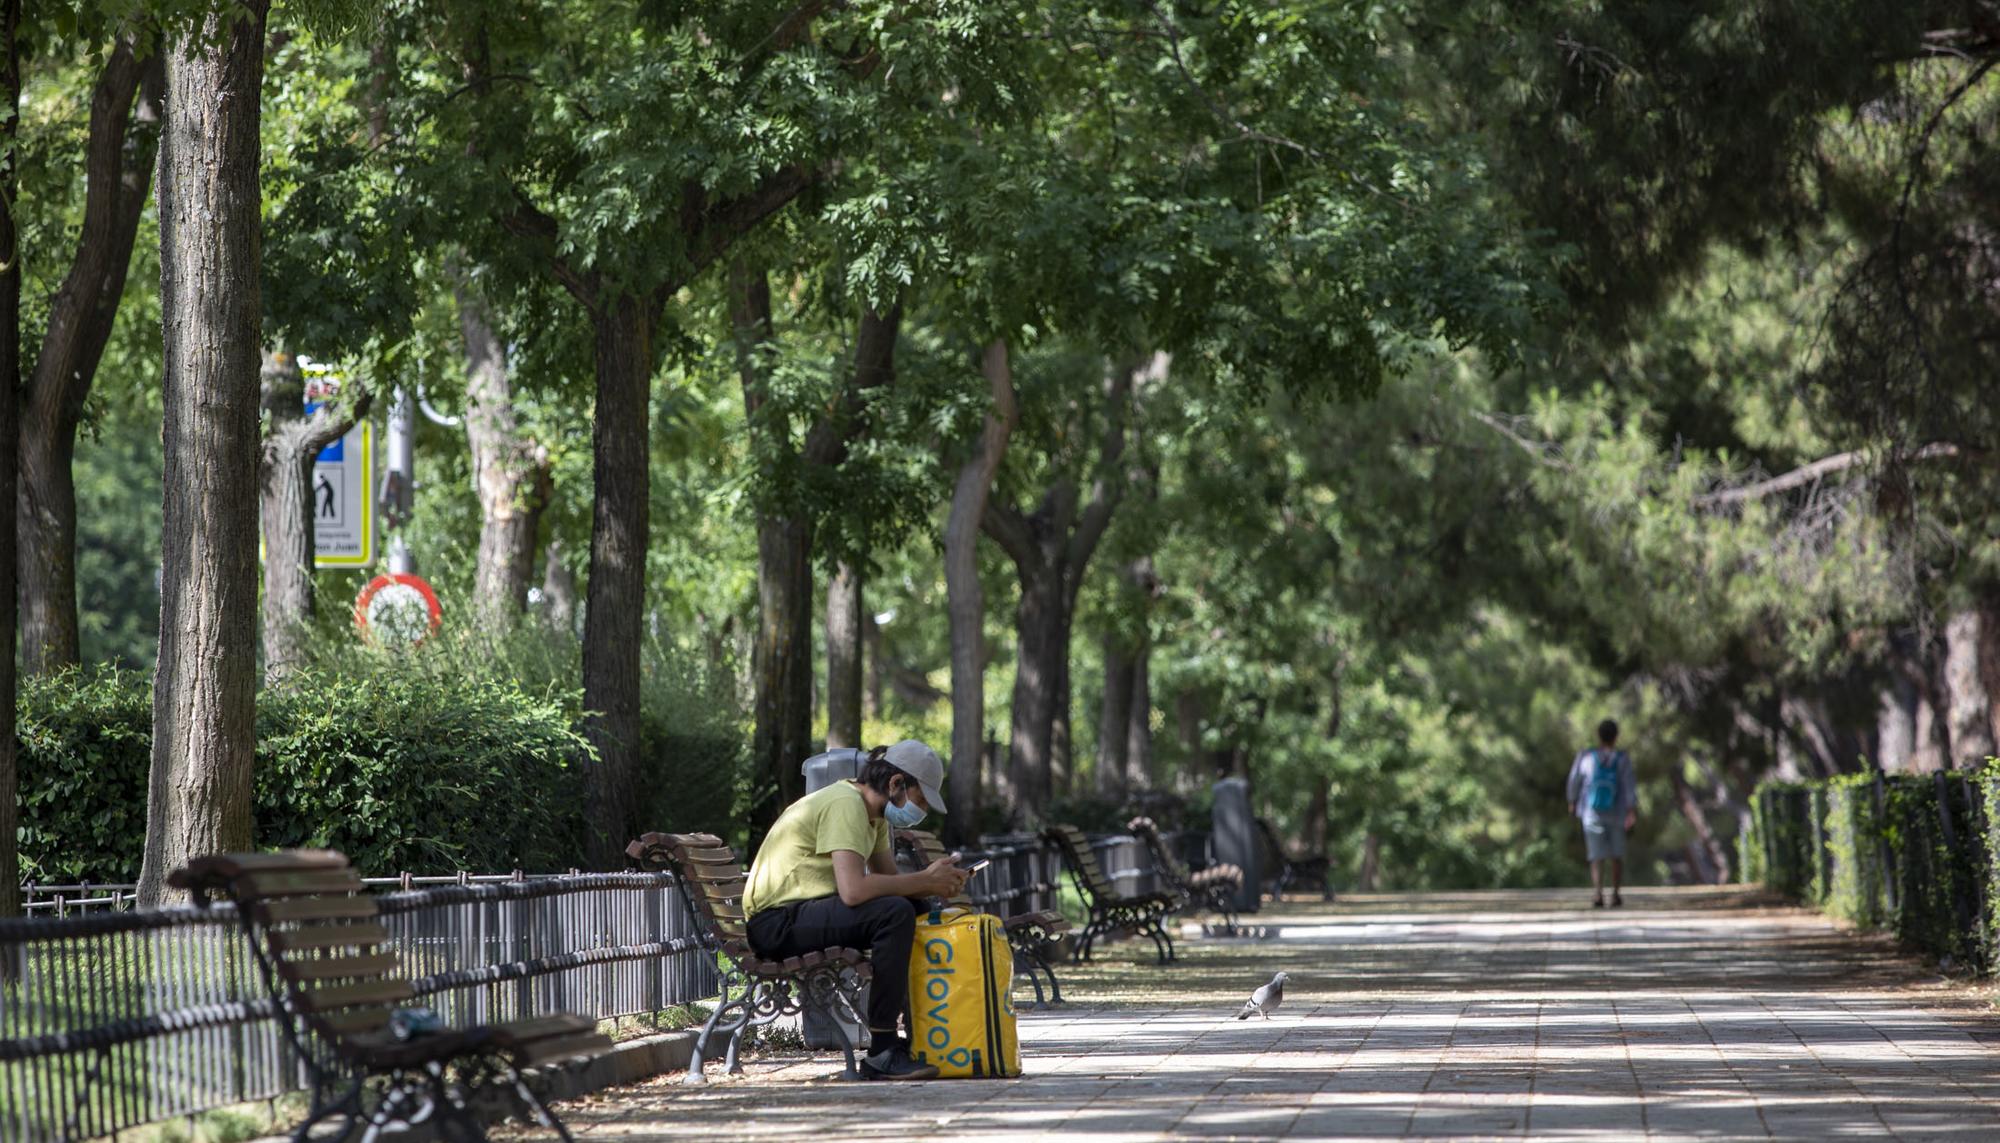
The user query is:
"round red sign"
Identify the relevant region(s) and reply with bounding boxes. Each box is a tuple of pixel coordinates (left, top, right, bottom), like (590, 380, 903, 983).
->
(353, 573, 443, 647)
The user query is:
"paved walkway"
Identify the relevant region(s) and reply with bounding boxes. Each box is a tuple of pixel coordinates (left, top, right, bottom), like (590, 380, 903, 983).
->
(516, 888, 2000, 1141)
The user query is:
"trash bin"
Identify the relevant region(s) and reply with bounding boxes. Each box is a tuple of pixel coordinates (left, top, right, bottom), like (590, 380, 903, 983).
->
(800, 746, 869, 1051)
(802, 747, 866, 794)
(1211, 777, 1261, 913)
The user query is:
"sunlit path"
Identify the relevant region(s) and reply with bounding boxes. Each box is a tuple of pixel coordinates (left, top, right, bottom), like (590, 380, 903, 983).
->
(504, 888, 2000, 1141)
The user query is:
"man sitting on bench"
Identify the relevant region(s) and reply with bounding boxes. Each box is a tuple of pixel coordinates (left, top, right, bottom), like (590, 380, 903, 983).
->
(745, 739, 969, 1080)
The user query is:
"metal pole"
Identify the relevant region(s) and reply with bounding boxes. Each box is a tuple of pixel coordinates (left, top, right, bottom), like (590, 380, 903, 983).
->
(382, 386, 416, 573)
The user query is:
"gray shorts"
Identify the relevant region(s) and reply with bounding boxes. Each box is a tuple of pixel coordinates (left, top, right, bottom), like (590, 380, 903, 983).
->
(1583, 814, 1626, 862)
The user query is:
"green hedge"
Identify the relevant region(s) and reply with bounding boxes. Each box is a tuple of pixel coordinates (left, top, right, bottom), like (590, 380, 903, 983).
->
(1747, 766, 1995, 973)
(18, 666, 591, 881)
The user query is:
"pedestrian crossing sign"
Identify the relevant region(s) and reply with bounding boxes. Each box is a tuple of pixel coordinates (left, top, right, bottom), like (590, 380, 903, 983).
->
(311, 416, 373, 568)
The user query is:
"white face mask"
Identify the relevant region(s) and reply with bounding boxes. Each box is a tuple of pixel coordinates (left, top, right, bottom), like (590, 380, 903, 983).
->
(884, 782, 927, 828)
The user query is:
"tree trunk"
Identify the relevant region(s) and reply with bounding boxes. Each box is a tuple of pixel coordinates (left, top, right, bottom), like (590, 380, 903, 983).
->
(461, 284, 550, 627)
(731, 261, 814, 837)
(542, 539, 577, 636)
(1981, 594, 2000, 750)
(862, 608, 883, 720)
(0, 0, 21, 919)
(140, 2, 269, 907)
(1356, 832, 1380, 893)
(1126, 645, 1153, 790)
(1008, 560, 1065, 816)
(827, 561, 863, 748)
(258, 350, 368, 681)
(1876, 676, 1917, 772)
(753, 513, 813, 825)
(579, 291, 653, 868)
(1097, 635, 1134, 799)
(18, 40, 162, 674)
(1304, 774, 1329, 859)
(1671, 768, 1730, 884)
(944, 340, 1016, 839)
(1943, 607, 1996, 767)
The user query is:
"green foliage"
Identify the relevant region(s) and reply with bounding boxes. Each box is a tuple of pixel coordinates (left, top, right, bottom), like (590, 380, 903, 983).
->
(256, 669, 589, 872)
(16, 668, 154, 884)
(1748, 768, 1996, 973)
(16, 664, 599, 880)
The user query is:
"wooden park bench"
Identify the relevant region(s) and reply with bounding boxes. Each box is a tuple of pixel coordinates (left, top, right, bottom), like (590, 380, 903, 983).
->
(1040, 824, 1181, 964)
(1127, 816, 1244, 935)
(169, 850, 608, 1143)
(1256, 816, 1335, 901)
(892, 828, 1073, 1006)
(625, 831, 871, 1083)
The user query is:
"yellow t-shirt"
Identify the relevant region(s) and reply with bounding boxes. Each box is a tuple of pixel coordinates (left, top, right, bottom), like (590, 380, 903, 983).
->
(744, 782, 890, 917)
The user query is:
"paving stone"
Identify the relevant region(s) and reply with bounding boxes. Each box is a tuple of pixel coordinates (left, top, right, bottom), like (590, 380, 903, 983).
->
(496, 887, 2000, 1141)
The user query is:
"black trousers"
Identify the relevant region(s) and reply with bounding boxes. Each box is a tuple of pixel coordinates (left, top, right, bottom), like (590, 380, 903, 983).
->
(747, 894, 921, 1052)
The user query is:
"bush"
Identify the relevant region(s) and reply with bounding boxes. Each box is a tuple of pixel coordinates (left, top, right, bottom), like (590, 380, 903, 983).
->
(17, 667, 155, 883)
(17, 664, 592, 880)
(1747, 766, 1993, 973)
(257, 668, 588, 872)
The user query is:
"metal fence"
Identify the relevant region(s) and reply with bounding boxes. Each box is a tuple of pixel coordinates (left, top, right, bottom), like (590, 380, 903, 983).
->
(0, 872, 717, 1142)
(0, 827, 1194, 1140)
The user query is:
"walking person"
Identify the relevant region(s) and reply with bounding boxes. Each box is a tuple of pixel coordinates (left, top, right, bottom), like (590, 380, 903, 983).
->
(1567, 719, 1637, 907)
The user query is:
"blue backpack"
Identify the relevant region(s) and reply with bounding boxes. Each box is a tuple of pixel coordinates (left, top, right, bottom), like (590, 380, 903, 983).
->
(1587, 749, 1624, 813)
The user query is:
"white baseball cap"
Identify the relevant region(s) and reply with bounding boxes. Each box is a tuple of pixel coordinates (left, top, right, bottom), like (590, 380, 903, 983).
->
(883, 740, 948, 814)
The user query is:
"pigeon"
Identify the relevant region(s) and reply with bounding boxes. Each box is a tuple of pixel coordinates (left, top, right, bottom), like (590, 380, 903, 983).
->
(1236, 971, 1288, 1020)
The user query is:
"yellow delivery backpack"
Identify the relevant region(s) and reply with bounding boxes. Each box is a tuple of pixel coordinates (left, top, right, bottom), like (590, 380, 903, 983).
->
(907, 906, 1020, 1078)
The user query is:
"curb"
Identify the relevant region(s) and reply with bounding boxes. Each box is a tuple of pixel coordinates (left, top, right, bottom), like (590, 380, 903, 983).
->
(251, 1028, 715, 1142)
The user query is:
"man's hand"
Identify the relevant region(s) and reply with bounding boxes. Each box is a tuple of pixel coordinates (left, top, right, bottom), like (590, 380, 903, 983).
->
(1624, 810, 1637, 831)
(921, 855, 969, 898)
(1568, 802, 1577, 817)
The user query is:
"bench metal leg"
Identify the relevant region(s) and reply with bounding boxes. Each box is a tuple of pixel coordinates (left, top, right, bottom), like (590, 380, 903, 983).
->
(508, 1062, 577, 1143)
(1040, 949, 1067, 1003)
(688, 985, 750, 1086)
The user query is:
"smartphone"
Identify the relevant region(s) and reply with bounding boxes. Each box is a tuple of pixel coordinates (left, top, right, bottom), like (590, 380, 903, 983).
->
(962, 858, 992, 875)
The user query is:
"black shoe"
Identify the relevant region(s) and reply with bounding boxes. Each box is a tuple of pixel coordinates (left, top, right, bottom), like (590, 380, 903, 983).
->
(1611, 893, 1624, 907)
(1591, 897, 1604, 908)
(861, 1045, 940, 1081)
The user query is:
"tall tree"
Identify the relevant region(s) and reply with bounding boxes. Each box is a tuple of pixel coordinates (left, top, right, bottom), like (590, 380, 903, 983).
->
(734, 256, 903, 833)
(984, 357, 1133, 815)
(458, 283, 550, 625)
(257, 350, 367, 679)
(138, 0, 270, 906)
(0, 0, 20, 919)
(826, 561, 864, 747)
(18, 36, 164, 673)
(944, 339, 1015, 836)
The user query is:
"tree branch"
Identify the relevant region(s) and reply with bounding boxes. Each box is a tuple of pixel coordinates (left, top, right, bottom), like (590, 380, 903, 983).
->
(1471, 411, 1569, 470)
(982, 498, 1039, 569)
(1067, 355, 1141, 578)
(27, 38, 160, 431)
(499, 191, 597, 305)
(803, 302, 902, 469)
(1693, 442, 1975, 507)
(683, 164, 817, 283)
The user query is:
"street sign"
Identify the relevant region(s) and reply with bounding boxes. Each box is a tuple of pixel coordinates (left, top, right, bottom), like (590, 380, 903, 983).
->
(306, 390, 374, 568)
(353, 573, 443, 648)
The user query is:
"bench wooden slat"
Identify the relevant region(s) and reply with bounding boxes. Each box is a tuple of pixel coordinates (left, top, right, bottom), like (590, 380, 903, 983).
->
(258, 896, 380, 924)
(676, 846, 737, 865)
(513, 1031, 615, 1067)
(239, 869, 367, 899)
(702, 900, 745, 921)
(279, 953, 402, 983)
(316, 1006, 395, 1034)
(488, 1013, 598, 1044)
(299, 978, 416, 1013)
(169, 850, 350, 888)
(271, 921, 390, 952)
(684, 862, 745, 883)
